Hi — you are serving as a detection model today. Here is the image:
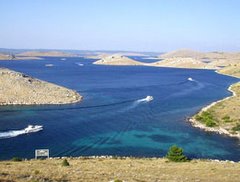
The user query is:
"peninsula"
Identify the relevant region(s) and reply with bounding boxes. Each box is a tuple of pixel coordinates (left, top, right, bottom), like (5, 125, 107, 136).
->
(0, 68, 82, 105)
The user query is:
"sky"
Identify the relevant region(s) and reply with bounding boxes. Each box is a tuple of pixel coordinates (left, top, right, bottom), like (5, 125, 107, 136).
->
(1, 0, 240, 52)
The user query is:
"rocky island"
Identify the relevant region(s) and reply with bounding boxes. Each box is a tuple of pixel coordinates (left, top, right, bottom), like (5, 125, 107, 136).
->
(93, 54, 145, 66)
(0, 68, 82, 105)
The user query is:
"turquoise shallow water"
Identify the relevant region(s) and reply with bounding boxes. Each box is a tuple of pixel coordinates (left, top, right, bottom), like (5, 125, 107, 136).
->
(0, 57, 239, 160)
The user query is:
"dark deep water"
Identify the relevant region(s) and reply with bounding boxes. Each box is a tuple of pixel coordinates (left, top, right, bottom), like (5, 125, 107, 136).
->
(0, 57, 239, 161)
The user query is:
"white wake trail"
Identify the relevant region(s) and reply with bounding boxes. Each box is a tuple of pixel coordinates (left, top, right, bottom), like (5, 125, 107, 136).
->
(0, 125, 43, 139)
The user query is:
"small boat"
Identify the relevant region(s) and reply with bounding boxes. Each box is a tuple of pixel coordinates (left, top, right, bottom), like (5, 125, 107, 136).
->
(61, 58, 66, 61)
(24, 125, 43, 133)
(188, 77, 194, 81)
(145, 96, 154, 102)
(45, 64, 54, 67)
(76, 63, 84, 66)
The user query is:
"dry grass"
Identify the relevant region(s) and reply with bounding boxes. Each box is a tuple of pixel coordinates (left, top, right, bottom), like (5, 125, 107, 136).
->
(0, 158, 239, 182)
(218, 63, 240, 78)
(207, 82, 240, 132)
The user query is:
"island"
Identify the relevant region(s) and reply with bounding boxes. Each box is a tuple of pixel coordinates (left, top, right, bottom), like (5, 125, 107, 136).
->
(93, 54, 145, 65)
(0, 68, 82, 105)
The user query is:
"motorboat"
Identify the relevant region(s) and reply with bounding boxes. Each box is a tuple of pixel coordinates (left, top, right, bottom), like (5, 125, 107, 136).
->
(45, 64, 54, 67)
(24, 125, 43, 133)
(145, 96, 154, 102)
(76, 63, 84, 66)
(188, 77, 194, 81)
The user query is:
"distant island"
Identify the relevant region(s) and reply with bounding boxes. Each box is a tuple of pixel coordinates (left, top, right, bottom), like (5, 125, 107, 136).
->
(0, 51, 77, 60)
(0, 68, 82, 105)
(93, 49, 240, 77)
(93, 54, 145, 65)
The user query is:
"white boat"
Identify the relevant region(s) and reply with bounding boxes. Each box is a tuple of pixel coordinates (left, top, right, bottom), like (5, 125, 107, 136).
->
(188, 77, 194, 81)
(24, 125, 43, 133)
(145, 96, 153, 102)
(45, 64, 54, 67)
(76, 63, 84, 66)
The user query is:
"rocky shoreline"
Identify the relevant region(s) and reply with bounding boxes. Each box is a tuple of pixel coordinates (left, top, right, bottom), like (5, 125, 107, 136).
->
(0, 68, 82, 105)
(188, 82, 240, 139)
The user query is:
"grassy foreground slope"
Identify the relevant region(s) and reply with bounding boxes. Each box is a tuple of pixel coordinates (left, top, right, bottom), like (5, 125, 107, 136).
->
(0, 158, 240, 182)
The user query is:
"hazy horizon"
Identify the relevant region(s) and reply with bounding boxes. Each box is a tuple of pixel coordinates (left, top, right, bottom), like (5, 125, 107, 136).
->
(1, 0, 240, 52)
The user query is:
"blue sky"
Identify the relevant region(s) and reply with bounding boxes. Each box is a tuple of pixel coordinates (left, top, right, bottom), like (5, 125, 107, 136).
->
(1, 0, 240, 52)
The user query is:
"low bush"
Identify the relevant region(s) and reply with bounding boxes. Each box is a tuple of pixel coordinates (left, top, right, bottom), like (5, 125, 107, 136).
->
(11, 157, 22, 162)
(166, 145, 189, 162)
(114, 179, 123, 182)
(222, 115, 233, 123)
(62, 159, 70, 166)
(232, 123, 240, 131)
(196, 111, 216, 127)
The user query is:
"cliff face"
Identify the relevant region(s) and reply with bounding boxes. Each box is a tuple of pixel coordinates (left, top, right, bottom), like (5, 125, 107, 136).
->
(0, 68, 82, 105)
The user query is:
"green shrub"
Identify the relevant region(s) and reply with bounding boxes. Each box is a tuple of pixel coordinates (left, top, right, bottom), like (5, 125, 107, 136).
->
(196, 111, 216, 127)
(205, 118, 217, 127)
(11, 157, 22, 162)
(222, 115, 233, 123)
(34, 170, 40, 175)
(166, 145, 188, 162)
(114, 180, 123, 182)
(61, 159, 70, 166)
(195, 114, 203, 121)
(232, 123, 240, 131)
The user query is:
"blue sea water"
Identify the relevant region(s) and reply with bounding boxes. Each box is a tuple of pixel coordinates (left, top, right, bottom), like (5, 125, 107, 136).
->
(0, 57, 239, 161)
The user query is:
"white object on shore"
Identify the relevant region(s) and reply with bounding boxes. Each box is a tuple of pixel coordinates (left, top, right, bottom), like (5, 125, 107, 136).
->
(188, 77, 194, 81)
(45, 64, 54, 67)
(24, 125, 43, 133)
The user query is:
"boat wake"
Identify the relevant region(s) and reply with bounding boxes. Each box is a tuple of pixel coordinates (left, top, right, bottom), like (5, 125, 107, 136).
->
(119, 96, 153, 112)
(0, 125, 43, 139)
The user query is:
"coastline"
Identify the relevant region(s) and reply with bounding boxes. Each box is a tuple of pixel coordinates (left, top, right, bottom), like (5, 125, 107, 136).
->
(188, 79, 240, 139)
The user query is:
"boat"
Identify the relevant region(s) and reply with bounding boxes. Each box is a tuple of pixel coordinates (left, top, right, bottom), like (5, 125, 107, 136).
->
(145, 96, 154, 102)
(45, 64, 54, 67)
(188, 77, 194, 81)
(76, 63, 84, 66)
(24, 125, 43, 133)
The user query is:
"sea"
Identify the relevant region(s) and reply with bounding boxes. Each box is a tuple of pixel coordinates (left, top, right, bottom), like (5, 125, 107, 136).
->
(0, 56, 239, 161)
